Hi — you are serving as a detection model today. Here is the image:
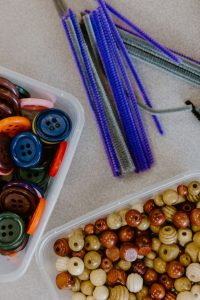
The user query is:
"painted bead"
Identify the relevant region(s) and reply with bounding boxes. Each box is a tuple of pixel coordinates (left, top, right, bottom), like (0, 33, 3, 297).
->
(154, 194, 164, 207)
(143, 268, 158, 284)
(90, 269, 106, 286)
(100, 257, 113, 272)
(159, 226, 177, 245)
(177, 228, 193, 247)
(110, 285, 129, 300)
(56, 271, 74, 289)
(159, 274, 174, 290)
(81, 281, 94, 296)
(136, 236, 152, 256)
(55, 256, 70, 272)
(95, 218, 108, 233)
(107, 268, 127, 286)
(177, 184, 188, 196)
(68, 233, 84, 252)
(144, 199, 156, 214)
(71, 292, 86, 300)
(126, 273, 143, 293)
(164, 292, 177, 300)
(159, 244, 179, 262)
(99, 230, 118, 249)
(177, 291, 195, 300)
(53, 238, 71, 256)
(191, 284, 200, 300)
(84, 224, 95, 236)
(153, 257, 167, 274)
(162, 206, 176, 222)
(118, 226, 134, 242)
(162, 189, 178, 205)
(93, 286, 109, 300)
(72, 278, 81, 292)
(137, 214, 150, 231)
(185, 242, 199, 262)
(174, 277, 191, 292)
(187, 181, 200, 202)
(190, 208, 200, 227)
(149, 283, 165, 299)
(84, 251, 101, 270)
(72, 249, 86, 259)
(119, 243, 138, 262)
(85, 235, 101, 251)
(152, 238, 161, 252)
(125, 209, 142, 227)
(117, 260, 131, 271)
(106, 246, 120, 262)
(193, 232, 200, 247)
(131, 259, 147, 276)
(118, 208, 129, 226)
(186, 263, 200, 282)
(166, 261, 184, 279)
(179, 253, 191, 267)
(149, 209, 166, 226)
(68, 257, 84, 276)
(179, 201, 195, 214)
(78, 268, 91, 281)
(173, 211, 190, 228)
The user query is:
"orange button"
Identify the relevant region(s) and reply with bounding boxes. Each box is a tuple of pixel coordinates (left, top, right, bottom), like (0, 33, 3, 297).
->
(0, 116, 31, 137)
(27, 197, 46, 235)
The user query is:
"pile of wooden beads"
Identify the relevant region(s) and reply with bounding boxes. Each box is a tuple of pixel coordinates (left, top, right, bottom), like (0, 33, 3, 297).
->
(53, 181, 200, 300)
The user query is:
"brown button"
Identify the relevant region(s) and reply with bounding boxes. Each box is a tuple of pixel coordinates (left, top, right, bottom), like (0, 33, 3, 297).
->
(0, 77, 19, 98)
(0, 88, 19, 117)
(0, 186, 38, 218)
(0, 133, 14, 174)
(0, 235, 28, 255)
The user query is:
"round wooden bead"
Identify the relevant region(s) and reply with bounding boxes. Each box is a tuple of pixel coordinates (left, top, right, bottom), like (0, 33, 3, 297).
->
(56, 256, 70, 272)
(191, 284, 200, 300)
(54, 238, 71, 257)
(128, 293, 137, 300)
(99, 230, 118, 249)
(164, 292, 176, 300)
(106, 246, 120, 262)
(120, 243, 138, 262)
(174, 277, 191, 292)
(149, 209, 166, 226)
(84, 251, 101, 270)
(144, 268, 158, 284)
(177, 228, 192, 247)
(149, 283, 165, 299)
(136, 286, 149, 300)
(100, 257, 113, 272)
(118, 226, 134, 242)
(177, 291, 195, 300)
(137, 214, 150, 231)
(81, 281, 94, 296)
(85, 235, 101, 251)
(71, 292, 86, 300)
(118, 208, 129, 226)
(125, 209, 142, 227)
(187, 181, 200, 202)
(173, 211, 190, 228)
(177, 184, 188, 196)
(131, 260, 147, 276)
(154, 194, 164, 207)
(117, 260, 131, 271)
(126, 273, 143, 293)
(190, 208, 200, 226)
(144, 199, 156, 214)
(95, 218, 108, 233)
(179, 201, 195, 213)
(185, 242, 199, 262)
(146, 251, 156, 260)
(68, 234, 84, 252)
(158, 244, 179, 262)
(162, 206, 176, 222)
(90, 269, 107, 286)
(153, 257, 167, 274)
(166, 261, 184, 279)
(86, 297, 95, 300)
(110, 285, 129, 300)
(159, 274, 174, 290)
(68, 257, 84, 276)
(56, 271, 74, 289)
(78, 268, 91, 281)
(132, 203, 144, 213)
(93, 286, 109, 300)
(144, 257, 154, 269)
(152, 238, 161, 252)
(162, 189, 178, 205)
(107, 212, 122, 230)
(136, 236, 152, 256)
(72, 278, 81, 292)
(186, 263, 200, 282)
(193, 232, 200, 247)
(179, 253, 191, 267)
(72, 249, 86, 260)
(107, 268, 127, 286)
(84, 224, 95, 236)
(159, 226, 177, 245)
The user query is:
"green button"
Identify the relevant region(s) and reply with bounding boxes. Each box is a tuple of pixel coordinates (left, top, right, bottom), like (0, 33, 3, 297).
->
(0, 212, 26, 251)
(16, 164, 48, 184)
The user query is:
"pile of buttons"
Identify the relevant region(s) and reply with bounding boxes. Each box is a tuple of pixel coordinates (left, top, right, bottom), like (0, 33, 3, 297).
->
(0, 76, 72, 256)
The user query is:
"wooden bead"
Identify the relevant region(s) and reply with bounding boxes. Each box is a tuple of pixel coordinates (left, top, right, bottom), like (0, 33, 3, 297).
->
(106, 246, 120, 262)
(159, 274, 174, 290)
(187, 181, 200, 202)
(107, 212, 122, 230)
(164, 291, 177, 300)
(90, 269, 107, 286)
(131, 259, 147, 276)
(179, 201, 195, 214)
(166, 261, 184, 279)
(152, 238, 161, 252)
(137, 214, 150, 231)
(177, 291, 195, 300)
(95, 218, 108, 233)
(84, 224, 95, 236)
(117, 260, 131, 271)
(85, 235, 101, 251)
(119, 243, 138, 262)
(56, 256, 70, 272)
(118, 226, 134, 242)
(78, 268, 91, 281)
(54, 238, 71, 257)
(118, 208, 129, 226)
(128, 293, 137, 300)
(144, 268, 158, 284)
(159, 226, 177, 245)
(72, 278, 81, 292)
(174, 277, 191, 292)
(149, 283, 165, 299)
(173, 211, 190, 228)
(190, 208, 200, 226)
(177, 184, 188, 196)
(146, 251, 157, 260)
(107, 268, 127, 286)
(72, 249, 86, 259)
(162, 189, 178, 205)
(149, 209, 166, 226)
(71, 292, 86, 300)
(68, 234, 84, 252)
(81, 281, 94, 296)
(99, 230, 118, 249)
(144, 199, 156, 214)
(177, 228, 193, 247)
(110, 285, 129, 300)
(153, 257, 167, 274)
(191, 284, 200, 300)
(100, 257, 113, 272)
(136, 286, 149, 300)
(126, 273, 143, 293)
(179, 253, 191, 267)
(86, 297, 95, 300)
(158, 244, 179, 262)
(186, 263, 200, 282)
(84, 251, 101, 270)
(144, 257, 154, 268)
(193, 232, 200, 247)
(132, 203, 144, 213)
(162, 206, 176, 222)
(135, 236, 152, 256)
(125, 209, 142, 227)
(56, 271, 74, 289)
(68, 257, 84, 276)
(185, 242, 199, 262)
(154, 194, 164, 207)
(93, 286, 109, 300)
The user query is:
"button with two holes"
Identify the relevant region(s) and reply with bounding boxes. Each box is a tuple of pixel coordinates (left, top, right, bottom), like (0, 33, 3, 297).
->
(10, 132, 42, 168)
(0, 212, 26, 251)
(33, 108, 72, 143)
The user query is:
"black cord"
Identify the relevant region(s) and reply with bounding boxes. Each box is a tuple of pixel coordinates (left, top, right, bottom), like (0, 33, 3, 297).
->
(185, 100, 200, 121)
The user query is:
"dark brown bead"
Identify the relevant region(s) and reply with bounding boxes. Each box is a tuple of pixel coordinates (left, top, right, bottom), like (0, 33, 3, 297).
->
(177, 185, 188, 197)
(99, 230, 118, 249)
(166, 261, 184, 279)
(118, 225, 134, 242)
(131, 259, 147, 276)
(164, 292, 176, 300)
(173, 211, 190, 229)
(101, 257, 113, 271)
(56, 271, 74, 289)
(125, 209, 142, 227)
(149, 209, 166, 226)
(144, 199, 156, 214)
(190, 208, 200, 227)
(135, 228, 150, 238)
(159, 274, 174, 290)
(136, 236, 152, 256)
(53, 238, 71, 257)
(95, 218, 108, 233)
(84, 223, 95, 235)
(106, 246, 120, 262)
(72, 249, 86, 259)
(149, 283, 166, 299)
(144, 268, 158, 285)
(179, 201, 195, 214)
(107, 268, 127, 286)
(119, 242, 138, 262)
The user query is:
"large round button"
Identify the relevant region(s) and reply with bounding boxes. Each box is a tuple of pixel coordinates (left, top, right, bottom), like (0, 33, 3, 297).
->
(33, 108, 72, 143)
(0, 116, 31, 137)
(0, 186, 38, 218)
(20, 98, 54, 111)
(0, 133, 14, 175)
(16, 164, 49, 187)
(0, 212, 26, 251)
(10, 132, 42, 168)
(3, 181, 38, 198)
(0, 77, 19, 98)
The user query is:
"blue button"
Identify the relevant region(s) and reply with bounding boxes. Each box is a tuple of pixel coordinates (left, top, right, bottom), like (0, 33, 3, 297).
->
(33, 109, 72, 143)
(10, 132, 42, 168)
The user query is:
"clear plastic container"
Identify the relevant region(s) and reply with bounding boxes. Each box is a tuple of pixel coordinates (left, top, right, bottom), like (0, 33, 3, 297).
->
(36, 171, 200, 300)
(0, 66, 85, 282)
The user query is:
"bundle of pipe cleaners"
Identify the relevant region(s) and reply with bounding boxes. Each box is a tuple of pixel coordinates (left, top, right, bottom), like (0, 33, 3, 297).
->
(53, 0, 200, 177)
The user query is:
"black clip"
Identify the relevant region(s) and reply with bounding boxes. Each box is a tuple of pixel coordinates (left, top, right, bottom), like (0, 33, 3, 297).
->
(185, 100, 200, 122)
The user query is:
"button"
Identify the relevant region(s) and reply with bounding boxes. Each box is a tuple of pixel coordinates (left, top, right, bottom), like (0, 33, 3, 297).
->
(11, 132, 42, 168)
(0, 212, 26, 251)
(0, 186, 38, 218)
(0, 87, 19, 116)
(0, 235, 29, 255)
(0, 116, 31, 137)
(33, 108, 72, 143)
(3, 181, 38, 198)
(0, 133, 14, 175)
(16, 164, 49, 186)
(27, 197, 46, 235)
(16, 85, 30, 99)
(20, 98, 54, 111)
(0, 77, 19, 98)
(50, 141, 67, 177)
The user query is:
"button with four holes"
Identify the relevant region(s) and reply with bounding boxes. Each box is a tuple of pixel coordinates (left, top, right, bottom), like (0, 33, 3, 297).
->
(10, 132, 42, 168)
(0, 212, 26, 251)
(33, 108, 72, 143)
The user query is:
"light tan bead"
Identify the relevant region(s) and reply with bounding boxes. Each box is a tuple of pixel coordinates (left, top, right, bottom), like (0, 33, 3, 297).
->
(131, 203, 144, 213)
(159, 226, 177, 245)
(197, 202, 200, 208)
(175, 195, 186, 204)
(144, 257, 154, 268)
(162, 205, 176, 222)
(72, 278, 81, 292)
(68, 230, 85, 252)
(159, 244, 179, 262)
(177, 291, 195, 300)
(136, 286, 148, 300)
(86, 297, 95, 300)
(107, 213, 122, 230)
(126, 273, 143, 293)
(153, 257, 167, 274)
(85, 235, 101, 251)
(90, 269, 107, 286)
(185, 242, 200, 262)
(118, 208, 129, 226)
(71, 292, 86, 300)
(191, 284, 200, 300)
(187, 181, 200, 202)
(150, 225, 160, 234)
(55, 256, 70, 272)
(186, 263, 200, 282)
(192, 225, 200, 232)
(117, 260, 131, 271)
(174, 277, 191, 292)
(110, 285, 129, 300)
(81, 281, 94, 296)
(137, 214, 150, 231)
(128, 294, 136, 300)
(78, 268, 91, 281)
(68, 257, 84, 276)
(93, 286, 109, 300)
(84, 251, 101, 270)
(152, 238, 161, 252)
(193, 232, 200, 247)
(146, 251, 156, 260)
(154, 194, 164, 207)
(177, 228, 193, 247)
(162, 189, 179, 205)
